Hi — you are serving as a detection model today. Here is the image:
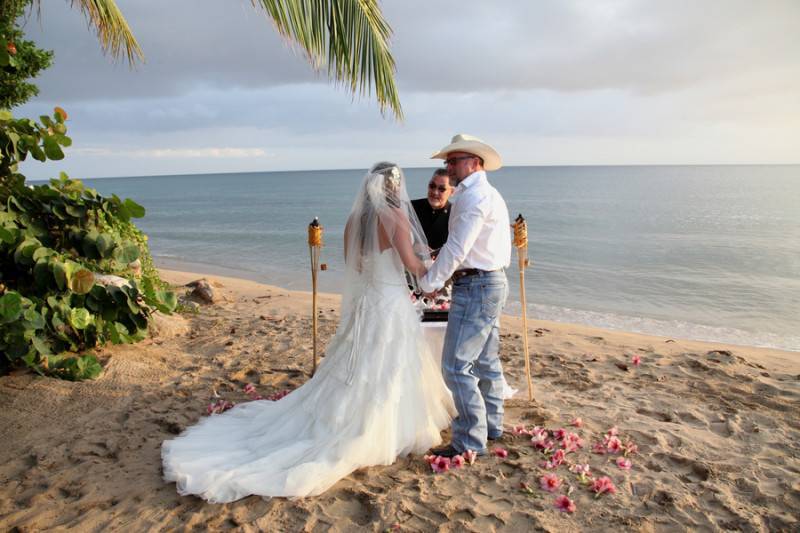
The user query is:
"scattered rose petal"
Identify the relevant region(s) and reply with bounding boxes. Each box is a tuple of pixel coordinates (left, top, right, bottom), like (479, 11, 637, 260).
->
(463, 450, 478, 465)
(616, 457, 632, 470)
(592, 441, 607, 455)
(624, 440, 639, 456)
(605, 436, 623, 454)
(569, 463, 592, 476)
(543, 449, 566, 469)
(531, 434, 549, 449)
(493, 447, 509, 459)
(423, 454, 437, 465)
(452, 455, 465, 468)
(553, 428, 567, 441)
(266, 389, 291, 401)
(540, 473, 562, 492)
(632, 355, 641, 366)
(591, 476, 617, 495)
(554, 495, 576, 513)
(512, 424, 529, 436)
(207, 399, 235, 415)
(431, 456, 451, 473)
(570, 417, 583, 428)
(607, 426, 619, 436)
(562, 432, 584, 453)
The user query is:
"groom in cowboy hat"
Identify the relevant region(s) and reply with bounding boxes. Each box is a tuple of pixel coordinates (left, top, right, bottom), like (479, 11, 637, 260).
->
(419, 134, 511, 458)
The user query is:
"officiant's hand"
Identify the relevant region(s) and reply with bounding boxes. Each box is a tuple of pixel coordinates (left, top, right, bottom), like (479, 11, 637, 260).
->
(423, 290, 439, 299)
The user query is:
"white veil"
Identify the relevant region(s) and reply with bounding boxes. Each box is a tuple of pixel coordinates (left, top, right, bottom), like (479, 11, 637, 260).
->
(342, 162, 431, 296)
(324, 163, 431, 385)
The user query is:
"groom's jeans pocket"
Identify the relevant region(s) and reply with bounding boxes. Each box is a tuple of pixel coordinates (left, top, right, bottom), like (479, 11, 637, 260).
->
(480, 281, 507, 320)
(451, 272, 508, 321)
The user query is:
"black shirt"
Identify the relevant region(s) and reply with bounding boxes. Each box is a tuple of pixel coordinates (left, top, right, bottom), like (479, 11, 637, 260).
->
(411, 198, 451, 254)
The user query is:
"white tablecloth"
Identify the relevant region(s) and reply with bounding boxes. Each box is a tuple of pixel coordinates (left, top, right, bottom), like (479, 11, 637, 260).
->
(420, 321, 517, 399)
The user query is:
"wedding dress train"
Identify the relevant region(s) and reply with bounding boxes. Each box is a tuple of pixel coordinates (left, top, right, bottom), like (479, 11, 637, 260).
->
(162, 250, 455, 502)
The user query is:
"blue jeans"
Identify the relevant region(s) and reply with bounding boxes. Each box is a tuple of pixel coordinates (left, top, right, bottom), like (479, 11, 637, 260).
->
(442, 270, 508, 454)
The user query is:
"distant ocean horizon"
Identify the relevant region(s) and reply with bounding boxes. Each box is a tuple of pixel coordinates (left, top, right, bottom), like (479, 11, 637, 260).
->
(64, 164, 798, 353)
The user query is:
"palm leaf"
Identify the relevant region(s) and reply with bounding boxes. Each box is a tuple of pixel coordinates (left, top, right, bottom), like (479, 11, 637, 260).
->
(29, 0, 143, 65)
(69, 0, 143, 64)
(253, 0, 403, 120)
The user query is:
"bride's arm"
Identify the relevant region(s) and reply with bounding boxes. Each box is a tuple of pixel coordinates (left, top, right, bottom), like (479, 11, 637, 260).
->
(343, 216, 354, 264)
(381, 209, 427, 277)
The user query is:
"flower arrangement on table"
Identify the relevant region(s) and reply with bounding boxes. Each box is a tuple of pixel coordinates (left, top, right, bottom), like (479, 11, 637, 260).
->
(410, 282, 452, 322)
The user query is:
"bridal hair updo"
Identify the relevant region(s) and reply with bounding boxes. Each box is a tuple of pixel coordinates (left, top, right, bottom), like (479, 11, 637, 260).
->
(370, 161, 402, 208)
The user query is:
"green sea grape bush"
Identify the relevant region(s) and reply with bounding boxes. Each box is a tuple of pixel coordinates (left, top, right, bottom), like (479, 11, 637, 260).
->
(0, 109, 176, 380)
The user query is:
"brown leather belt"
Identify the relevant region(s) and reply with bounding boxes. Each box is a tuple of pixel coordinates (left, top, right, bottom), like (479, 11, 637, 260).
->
(451, 268, 498, 281)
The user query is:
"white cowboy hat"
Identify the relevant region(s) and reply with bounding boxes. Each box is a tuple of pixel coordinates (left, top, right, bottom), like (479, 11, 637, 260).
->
(431, 133, 502, 171)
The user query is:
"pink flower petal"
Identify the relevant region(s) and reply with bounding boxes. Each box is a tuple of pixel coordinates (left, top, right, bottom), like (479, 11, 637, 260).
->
(493, 447, 509, 458)
(539, 473, 562, 492)
(554, 495, 576, 513)
(616, 457, 632, 470)
(605, 436, 623, 454)
(570, 417, 583, 428)
(591, 476, 617, 495)
(632, 355, 641, 366)
(512, 424, 529, 436)
(432, 456, 451, 473)
(452, 455, 465, 468)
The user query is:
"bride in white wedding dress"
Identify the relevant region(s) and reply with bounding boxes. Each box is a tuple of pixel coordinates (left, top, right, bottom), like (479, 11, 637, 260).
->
(162, 162, 455, 502)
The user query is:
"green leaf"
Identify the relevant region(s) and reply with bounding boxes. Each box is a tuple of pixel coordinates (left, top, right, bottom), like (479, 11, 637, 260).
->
(96, 233, 114, 258)
(154, 290, 178, 313)
(64, 204, 85, 218)
(0, 292, 23, 322)
(29, 142, 46, 162)
(52, 261, 68, 291)
(43, 136, 65, 160)
(33, 260, 51, 290)
(113, 243, 139, 264)
(0, 226, 17, 244)
(69, 308, 92, 330)
(13, 237, 41, 265)
(32, 246, 54, 262)
(23, 307, 46, 330)
(122, 198, 145, 218)
(31, 336, 51, 355)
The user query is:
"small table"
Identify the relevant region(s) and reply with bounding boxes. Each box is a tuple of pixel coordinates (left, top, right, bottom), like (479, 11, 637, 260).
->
(419, 320, 517, 399)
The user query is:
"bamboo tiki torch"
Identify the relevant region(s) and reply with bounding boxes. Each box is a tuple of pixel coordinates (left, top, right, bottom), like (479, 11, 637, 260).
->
(513, 214, 534, 401)
(308, 218, 323, 375)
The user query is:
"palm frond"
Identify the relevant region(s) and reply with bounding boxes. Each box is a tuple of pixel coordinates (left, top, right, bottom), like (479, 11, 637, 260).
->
(70, 0, 143, 64)
(253, 0, 402, 120)
(28, 0, 143, 65)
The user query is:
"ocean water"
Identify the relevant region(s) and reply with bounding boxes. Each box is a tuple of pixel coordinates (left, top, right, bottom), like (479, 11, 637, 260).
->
(80, 165, 800, 352)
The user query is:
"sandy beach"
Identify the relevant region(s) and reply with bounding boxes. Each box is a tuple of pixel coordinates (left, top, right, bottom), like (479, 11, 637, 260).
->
(1, 269, 798, 532)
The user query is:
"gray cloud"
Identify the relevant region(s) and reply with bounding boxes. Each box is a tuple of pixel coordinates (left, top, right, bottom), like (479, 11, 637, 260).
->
(23, 1, 800, 100)
(15, 0, 800, 179)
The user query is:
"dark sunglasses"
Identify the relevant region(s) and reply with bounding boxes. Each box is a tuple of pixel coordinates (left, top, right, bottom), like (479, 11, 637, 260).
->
(428, 183, 449, 193)
(444, 155, 476, 166)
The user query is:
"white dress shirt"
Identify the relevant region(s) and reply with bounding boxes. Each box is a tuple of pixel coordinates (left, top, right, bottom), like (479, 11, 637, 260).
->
(419, 170, 511, 292)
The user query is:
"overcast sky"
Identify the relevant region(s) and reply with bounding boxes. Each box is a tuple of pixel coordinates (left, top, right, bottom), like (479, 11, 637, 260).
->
(16, 0, 800, 179)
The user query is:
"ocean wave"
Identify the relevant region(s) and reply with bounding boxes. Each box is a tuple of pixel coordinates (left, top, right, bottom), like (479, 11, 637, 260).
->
(503, 301, 799, 353)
